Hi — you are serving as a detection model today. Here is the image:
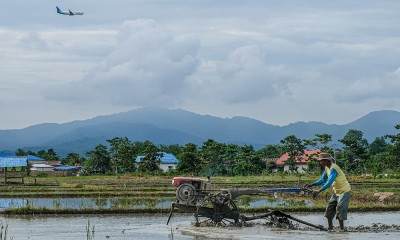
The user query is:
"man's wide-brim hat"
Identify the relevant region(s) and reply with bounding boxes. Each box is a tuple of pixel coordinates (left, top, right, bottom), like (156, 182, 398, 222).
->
(317, 152, 333, 161)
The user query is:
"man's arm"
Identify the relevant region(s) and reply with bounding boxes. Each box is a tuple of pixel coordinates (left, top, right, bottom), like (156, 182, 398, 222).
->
(319, 169, 338, 191)
(311, 169, 338, 197)
(313, 170, 328, 186)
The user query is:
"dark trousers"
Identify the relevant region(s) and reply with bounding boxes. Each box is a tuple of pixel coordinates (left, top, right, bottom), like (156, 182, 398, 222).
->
(325, 191, 351, 221)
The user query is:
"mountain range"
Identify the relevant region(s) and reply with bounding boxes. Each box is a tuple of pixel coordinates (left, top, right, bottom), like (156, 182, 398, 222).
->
(1, 107, 399, 157)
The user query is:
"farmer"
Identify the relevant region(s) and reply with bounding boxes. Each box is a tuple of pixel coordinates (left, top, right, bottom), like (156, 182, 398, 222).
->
(305, 152, 351, 231)
(205, 176, 212, 192)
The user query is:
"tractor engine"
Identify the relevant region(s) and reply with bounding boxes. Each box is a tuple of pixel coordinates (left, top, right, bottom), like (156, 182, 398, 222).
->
(172, 177, 209, 204)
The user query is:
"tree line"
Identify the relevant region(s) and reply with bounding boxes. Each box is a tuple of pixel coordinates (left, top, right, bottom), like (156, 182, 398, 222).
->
(14, 124, 400, 177)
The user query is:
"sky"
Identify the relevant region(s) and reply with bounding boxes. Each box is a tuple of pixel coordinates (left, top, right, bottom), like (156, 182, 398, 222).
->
(1, 0, 400, 130)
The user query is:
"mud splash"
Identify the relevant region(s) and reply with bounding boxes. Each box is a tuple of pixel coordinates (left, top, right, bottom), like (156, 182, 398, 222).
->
(180, 223, 400, 240)
(179, 212, 400, 240)
(193, 221, 400, 233)
(290, 223, 400, 232)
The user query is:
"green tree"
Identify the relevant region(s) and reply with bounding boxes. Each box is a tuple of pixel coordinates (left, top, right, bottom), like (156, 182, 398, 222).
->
(159, 144, 183, 156)
(368, 137, 389, 156)
(132, 140, 158, 155)
(199, 139, 227, 176)
(15, 148, 27, 156)
(314, 133, 334, 153)
(257, 144, 283, 159)
(233, 145, 265, 175)
(221, 144, 241, 176)
(339, 129, 369, 174)
(85, 144, 111, 174)
(280, 135, 305, 173)
(37, 149, 59, 161)
(137, 142, 161, 173)
(176, 143, 201, 175)
(256, 144, 282, 174)
(368, 151, 390, 177)
(365, 136, 390, 174)
(62, 153, 85, 166)
(385, 124, 400, 171)
(26, 150, 37, 156)
(107, 137, 136, 174)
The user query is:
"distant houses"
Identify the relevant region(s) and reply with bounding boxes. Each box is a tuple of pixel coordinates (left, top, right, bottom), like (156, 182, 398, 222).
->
(2, 149, 322, 176)
(0, 154, 39, 184)
(0, 153, 82, 178)
(275, 149, 320, 173)
(2, 151, 180, 177)
(135, 152, 179, 172)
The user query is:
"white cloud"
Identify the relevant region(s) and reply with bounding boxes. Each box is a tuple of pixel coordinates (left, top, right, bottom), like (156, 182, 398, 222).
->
(17, 32, 48, 51)
(214, 44, 291, 103)
(46, 19, 200, 106)
(336, 67, 400, 102)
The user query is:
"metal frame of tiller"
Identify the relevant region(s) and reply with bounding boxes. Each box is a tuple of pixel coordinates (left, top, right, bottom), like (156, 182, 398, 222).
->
(167, 185, 327, 231)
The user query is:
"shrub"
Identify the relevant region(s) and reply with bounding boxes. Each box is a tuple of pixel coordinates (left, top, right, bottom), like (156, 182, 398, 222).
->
(35, 173, 48, 178)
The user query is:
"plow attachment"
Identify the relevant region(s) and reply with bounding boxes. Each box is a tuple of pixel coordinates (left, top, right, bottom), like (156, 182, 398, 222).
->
(241, 210, 327, 231)
(167, 195, 240, 226)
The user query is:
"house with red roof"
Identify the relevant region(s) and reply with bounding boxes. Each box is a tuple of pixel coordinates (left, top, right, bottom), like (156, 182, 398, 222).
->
(276, 149, 320, 173)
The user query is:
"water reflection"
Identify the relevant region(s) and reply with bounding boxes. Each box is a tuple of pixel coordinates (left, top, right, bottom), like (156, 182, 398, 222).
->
(0, 196, 313, 210)
(235, 196, 313, 208)
(1, 212, 400, 240)
(0, 197, 174, 210)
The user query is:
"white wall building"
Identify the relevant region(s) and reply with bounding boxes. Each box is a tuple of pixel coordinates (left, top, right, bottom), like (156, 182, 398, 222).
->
(30, 163, 54, 172)
(135, 152, 179, 172)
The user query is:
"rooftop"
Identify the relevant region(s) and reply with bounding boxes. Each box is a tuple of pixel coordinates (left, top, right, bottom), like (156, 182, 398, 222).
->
(276, 149, 320, 166)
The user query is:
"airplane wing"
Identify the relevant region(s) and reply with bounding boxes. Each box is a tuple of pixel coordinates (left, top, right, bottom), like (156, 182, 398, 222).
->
(57, 6, 83, 16)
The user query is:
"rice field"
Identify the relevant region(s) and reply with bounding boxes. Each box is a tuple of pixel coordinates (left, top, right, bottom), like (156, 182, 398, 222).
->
(0, 174, 399, 214)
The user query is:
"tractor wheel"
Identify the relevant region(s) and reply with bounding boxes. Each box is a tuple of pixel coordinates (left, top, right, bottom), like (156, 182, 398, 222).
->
(215, 189, 232, 204)
(176, 183, 197, 204)
(194, 195, 240, 226)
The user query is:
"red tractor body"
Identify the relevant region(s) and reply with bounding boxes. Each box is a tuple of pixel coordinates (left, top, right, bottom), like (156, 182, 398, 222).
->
(172, 176, 210, 204)
(172, 176, 204, 189)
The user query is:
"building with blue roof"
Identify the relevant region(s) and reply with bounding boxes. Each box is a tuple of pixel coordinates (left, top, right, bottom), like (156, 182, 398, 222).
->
(53, 166, 83, 176)
(0, 156, 28, 184)
(0, 153, 44, 161)
(135, 152, 179, 172)
(0, 153, 46, 184)
(27, 155, 45, 161)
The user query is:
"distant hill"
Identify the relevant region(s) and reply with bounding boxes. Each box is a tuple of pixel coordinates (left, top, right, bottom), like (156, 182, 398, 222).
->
(1, 107, 399, 157)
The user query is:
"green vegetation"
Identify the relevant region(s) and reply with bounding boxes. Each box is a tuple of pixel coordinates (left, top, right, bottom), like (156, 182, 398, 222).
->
(0, 175, 398, 215)
(5, 124, 399, 215)
(13, 124, 400, 177)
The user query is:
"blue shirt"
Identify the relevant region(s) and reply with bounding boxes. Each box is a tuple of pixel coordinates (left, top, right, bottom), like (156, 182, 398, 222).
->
(313, 168, 338, 191)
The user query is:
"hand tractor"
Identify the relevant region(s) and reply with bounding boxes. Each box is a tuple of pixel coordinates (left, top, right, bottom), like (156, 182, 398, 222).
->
(167, 176, 326, 231)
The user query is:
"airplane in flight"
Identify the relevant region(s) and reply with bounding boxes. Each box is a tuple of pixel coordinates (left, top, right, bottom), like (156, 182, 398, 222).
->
(56, 6, 84, 16)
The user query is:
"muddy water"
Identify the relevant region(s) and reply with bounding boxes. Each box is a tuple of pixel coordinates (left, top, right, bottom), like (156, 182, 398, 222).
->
(0, 212, 399, 239)
(0, 196, 310, 210)
(181, 212, 400, 240)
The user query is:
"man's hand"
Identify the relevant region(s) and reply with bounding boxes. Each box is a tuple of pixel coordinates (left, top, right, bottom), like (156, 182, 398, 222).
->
(312, 190, 320, 198)
(303, 183, 314, 188)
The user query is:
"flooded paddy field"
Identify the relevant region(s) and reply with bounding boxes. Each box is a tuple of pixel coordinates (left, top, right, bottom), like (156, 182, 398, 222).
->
(0, 197, 175, 210)
(0, 175, 399, 239)
(0, 196, 313, 211)
(0, 212, 399, 239)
